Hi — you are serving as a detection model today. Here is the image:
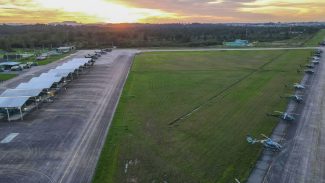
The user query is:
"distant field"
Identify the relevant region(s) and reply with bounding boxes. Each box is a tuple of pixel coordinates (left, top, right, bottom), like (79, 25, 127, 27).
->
(251, 29, 325, 47)
(304, 29, 325, 46)
(255, 35, 313, 47)
(19, 51, 75, 65)
(93, 49, 313, 183)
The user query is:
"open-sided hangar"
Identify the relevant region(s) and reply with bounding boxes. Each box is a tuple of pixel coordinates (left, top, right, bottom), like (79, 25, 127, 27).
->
(0, 58, 94, 121)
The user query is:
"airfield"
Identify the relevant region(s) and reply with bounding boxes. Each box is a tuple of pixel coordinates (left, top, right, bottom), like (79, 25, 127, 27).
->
(0, 46, 323, 183)
(0, 50, 136, 182)
(94, 48, 322, 183)
(264, 47, 325, 182)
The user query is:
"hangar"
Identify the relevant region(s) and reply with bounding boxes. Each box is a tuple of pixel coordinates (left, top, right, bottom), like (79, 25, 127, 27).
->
(0, 58, 93, 121)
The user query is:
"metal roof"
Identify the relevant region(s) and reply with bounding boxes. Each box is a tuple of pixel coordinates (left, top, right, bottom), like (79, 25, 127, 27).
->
(0, 57, 93, 109)
(0, 96, 30, 108)
(16, 80, 55, 90)
(48, 69, 74, 77)
(30, 75, 62, 83)
(0, 62, 21, 66)
(70, 58, 92, 63)
(57, 46, 73, 49)
(61, 63, 84, 67)
(55, 65, 80, 70)
(0, 89, 43, 97)
(64, 61, 87, 66)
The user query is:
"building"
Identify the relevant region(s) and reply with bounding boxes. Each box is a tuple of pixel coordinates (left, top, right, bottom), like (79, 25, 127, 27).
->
(0, 62, 21, 70)
(3, 53, 34, 60)
(0, 57, 93, 121)
(3, 54, 22, 60)
(224, 39, 251, 47)
(56, 46, 75, 53)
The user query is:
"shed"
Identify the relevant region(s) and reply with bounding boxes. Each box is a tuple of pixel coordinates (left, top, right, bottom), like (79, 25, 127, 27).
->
(0, 96, 31, 121)
(0, 62, 21, 70)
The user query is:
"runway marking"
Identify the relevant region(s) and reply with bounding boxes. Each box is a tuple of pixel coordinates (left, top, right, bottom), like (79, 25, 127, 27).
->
(1, 133, 19, 144)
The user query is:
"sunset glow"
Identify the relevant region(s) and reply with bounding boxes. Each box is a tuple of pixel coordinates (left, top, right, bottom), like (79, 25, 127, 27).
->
(0, 0, 324, 23)
(33, 0, 175, 23)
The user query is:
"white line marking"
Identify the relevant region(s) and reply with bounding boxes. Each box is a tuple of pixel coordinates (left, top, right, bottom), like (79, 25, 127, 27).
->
(1, 133, 19, 144)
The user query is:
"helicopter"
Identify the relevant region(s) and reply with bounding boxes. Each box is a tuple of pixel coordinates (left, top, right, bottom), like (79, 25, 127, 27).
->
(281, 95, 303, 103)
(85, 54, 98, 59)
(312, 60, 320, 64)
(267, 111, 296, 121)
(301, 64, 314, 69)
(304, 69, 315, 74)
(95, 50, 107, 55)
(293, 83, 306, 90)
(246, 134, 282, 151)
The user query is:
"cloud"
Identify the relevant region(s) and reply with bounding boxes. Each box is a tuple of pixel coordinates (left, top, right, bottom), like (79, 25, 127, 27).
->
(207, 0, 225, 4)
(0, 0, 324, 23)
(239, 0, 325, 21)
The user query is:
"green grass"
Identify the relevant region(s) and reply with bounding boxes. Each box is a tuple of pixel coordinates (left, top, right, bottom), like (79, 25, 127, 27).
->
(36, 53, 73, 65)
(304, 29, 325, 46)
(19, 51, 75, 65)
(255, 36, 310, 47)
(0, 51, 75, 82)
(0, 74, 17, 81)
(253, 29, 325, 47)
(93, 50, 313, 183)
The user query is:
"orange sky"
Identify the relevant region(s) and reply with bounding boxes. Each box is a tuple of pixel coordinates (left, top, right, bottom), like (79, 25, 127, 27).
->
(0, 0, 324, 23)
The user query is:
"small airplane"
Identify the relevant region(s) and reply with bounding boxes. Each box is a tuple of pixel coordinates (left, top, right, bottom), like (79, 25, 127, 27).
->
(246, 134, 282, 151)
(267, 111, 296, 121)
(281, 95, 303, 103)
(293, 83, 306, 89)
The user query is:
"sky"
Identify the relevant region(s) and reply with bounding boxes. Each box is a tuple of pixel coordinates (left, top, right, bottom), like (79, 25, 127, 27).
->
(0, 0, 324, 24)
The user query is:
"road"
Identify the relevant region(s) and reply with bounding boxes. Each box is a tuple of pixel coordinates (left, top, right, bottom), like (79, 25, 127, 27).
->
(0, 49, 136, 183)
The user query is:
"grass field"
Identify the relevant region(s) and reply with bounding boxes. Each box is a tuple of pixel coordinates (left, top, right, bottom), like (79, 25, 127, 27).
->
(0, 74, 17, 81)
(19, 51, 75, 65)
(93, 49, 313, 183)
(304, 29, 325, 46)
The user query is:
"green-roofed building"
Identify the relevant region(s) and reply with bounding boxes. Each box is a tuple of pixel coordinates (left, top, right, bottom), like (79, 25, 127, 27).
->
(224, 39, 251, 47)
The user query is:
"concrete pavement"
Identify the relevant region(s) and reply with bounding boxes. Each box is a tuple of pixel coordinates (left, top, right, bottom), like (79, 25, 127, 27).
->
(0, 49, 137, 183)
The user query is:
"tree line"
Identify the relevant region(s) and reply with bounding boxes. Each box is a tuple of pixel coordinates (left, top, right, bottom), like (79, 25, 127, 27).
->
(0, 23, 321, 50)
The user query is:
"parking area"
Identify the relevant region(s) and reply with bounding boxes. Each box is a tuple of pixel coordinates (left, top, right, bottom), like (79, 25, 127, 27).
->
(0, 49, 136, 182)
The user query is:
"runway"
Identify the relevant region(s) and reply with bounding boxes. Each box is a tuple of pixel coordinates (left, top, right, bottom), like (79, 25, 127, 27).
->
(246, 47, 325, 183)
(262, 48, 325, 182)
(0, 49, 136, 183)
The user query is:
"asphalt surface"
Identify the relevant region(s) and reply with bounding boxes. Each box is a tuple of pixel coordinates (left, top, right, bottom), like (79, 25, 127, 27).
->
(247, 47, 325, 183)
(0, 49, 136, 183)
